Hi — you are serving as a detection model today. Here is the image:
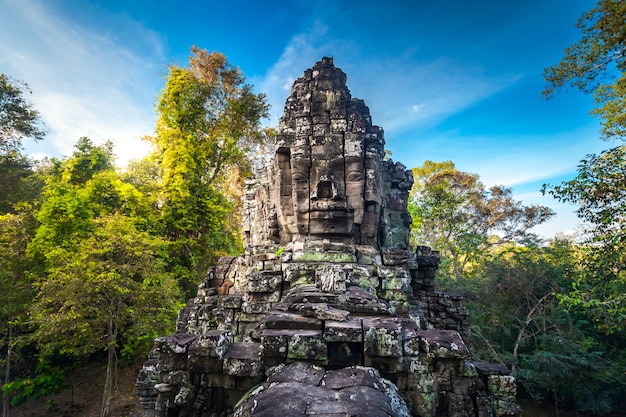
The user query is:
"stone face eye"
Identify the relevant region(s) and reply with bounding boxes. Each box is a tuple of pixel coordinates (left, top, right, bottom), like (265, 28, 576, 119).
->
(291, 172, 308, 182)
(346, 171, 364, 182)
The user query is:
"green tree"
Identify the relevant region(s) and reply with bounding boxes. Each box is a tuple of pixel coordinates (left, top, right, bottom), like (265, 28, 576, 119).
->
(543, 0, 626, 141)
(0, 212, 37, 417)
(0, 74, 46, 215)
(28, 138, 116, 261)
(31, 214, 178, 417)
(465, 241, 625, 413)
(0, 75, 47, 415)
(409, 161, 554, 279)
(0, 74, 45, 155)
(28, 138, 179, 417)
(543, 0, 626, 337)
(543, 146, 626, 334)
(153, 46, 269, 293)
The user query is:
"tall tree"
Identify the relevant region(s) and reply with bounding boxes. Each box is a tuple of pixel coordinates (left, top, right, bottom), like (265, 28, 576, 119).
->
(543, 0, 626, 141)
(0, 74, 45, 215)
(28, 138, 179, 417)
(543, 146, 626, 334)
(0, 212, 37, 417)
(544, 0, 626, 336)
(0, 74, 45, 155)
(409, 161, 554, 279)
(153, 46, 269, 293)
(32, 214, 178, 417)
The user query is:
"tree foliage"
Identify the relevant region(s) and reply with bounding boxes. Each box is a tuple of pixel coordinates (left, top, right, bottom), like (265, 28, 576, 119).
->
(0, 75, 46, 215)
(26, 138, 179, 417)
(543, 0, 626, 141)
(0, 212, 38, 415)
(409, 161, 554, 279)
(543, 146, 626, 334)
(463, 241, 625, 413)
(0, 74, 45, 155)
(153, 46, 269, 293)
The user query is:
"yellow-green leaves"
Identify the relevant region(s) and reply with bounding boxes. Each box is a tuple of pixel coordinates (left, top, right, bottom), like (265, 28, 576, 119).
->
(152, 47, 268, 292)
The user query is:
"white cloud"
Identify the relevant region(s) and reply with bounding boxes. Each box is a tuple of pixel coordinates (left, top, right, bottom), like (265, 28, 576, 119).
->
(0, 0, 165, 167)
(252, 20, 337, 126)
(458, 133, 609, 188)
(410, 103, 426, 113)
(255, 18, 521, 136)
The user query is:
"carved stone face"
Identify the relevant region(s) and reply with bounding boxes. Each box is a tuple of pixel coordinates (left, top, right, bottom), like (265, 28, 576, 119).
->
(279, 133, 357, 238)
(269, 58, 395, 246)
(243, 59, 414, 251)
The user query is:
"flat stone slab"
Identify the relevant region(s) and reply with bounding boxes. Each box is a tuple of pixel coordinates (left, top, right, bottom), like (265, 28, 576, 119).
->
(321, 366, 381, 390)
(263, 311, 322, 330)
(267, 362, 325, 385)
(408, 330, 470, 359)
(472, 361, 511, 376)
(224, 342, 261, 359)
(323, 319, 363, 342)
(291, 303, 351, 321)
(155, 332, 198, 348)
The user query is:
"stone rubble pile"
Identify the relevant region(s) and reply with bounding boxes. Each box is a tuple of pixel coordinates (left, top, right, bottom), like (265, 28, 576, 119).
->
(137, 57, 520, 417)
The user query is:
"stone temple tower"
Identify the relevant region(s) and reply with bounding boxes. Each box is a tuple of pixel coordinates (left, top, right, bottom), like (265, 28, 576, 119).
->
(137, 58, 521, 417)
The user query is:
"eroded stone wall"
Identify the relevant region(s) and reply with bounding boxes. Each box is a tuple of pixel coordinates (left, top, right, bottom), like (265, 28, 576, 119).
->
(137, 58, 520, 417)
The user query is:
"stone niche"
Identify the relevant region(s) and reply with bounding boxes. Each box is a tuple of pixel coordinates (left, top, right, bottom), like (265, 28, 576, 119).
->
(137, 58, 521, 417)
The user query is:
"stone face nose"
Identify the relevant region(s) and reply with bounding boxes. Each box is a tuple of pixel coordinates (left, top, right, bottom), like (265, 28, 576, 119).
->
(310, 175, 344, 201)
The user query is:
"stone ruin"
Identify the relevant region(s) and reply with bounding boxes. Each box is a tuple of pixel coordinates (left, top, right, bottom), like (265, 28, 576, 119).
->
(137, 57, 521, 417)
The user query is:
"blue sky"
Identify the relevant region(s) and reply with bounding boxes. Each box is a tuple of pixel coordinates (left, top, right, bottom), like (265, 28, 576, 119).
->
(0, 0, 612, 238)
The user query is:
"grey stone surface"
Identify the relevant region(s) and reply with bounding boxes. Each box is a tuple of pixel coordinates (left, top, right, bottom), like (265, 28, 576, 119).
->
(137, 57, 520, 417)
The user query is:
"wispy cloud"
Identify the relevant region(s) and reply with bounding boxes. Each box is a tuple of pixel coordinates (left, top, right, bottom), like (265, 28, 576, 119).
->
(458, 132, 609, 188)
(252, 20, 338, 126)
(0, 0, 165, 166)
(256, 16, 521, 137)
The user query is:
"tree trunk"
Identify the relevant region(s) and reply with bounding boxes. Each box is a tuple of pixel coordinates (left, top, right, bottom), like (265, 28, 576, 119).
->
(512, 293, 551, 373)
(3, 324, 12, 417)
(101, 320, 115, 417)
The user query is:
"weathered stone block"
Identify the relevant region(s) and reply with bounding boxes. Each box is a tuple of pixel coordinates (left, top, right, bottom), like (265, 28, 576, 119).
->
(293, 303, 350, 321)
(192, 330, 232, 358)
(241, 300, 274, 314)
(315, 263, 347, 293)
(324, 319, 363, 342)
(260, 329, 290, 357)
(363, 317, 403, 357)
(246, 272, 282, 293)
(263, 311, 322, 330)
(419, 330, 470, 359)
(287, 330, 327, 362)
(187, 352, 224, 374)
(223, 343, 262, 377)
(154, 333, 198, 372)
(292, 250, 357, 263)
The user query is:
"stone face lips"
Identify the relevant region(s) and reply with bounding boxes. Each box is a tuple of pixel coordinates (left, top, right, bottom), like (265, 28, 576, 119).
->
(137, 58, 521, 417)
